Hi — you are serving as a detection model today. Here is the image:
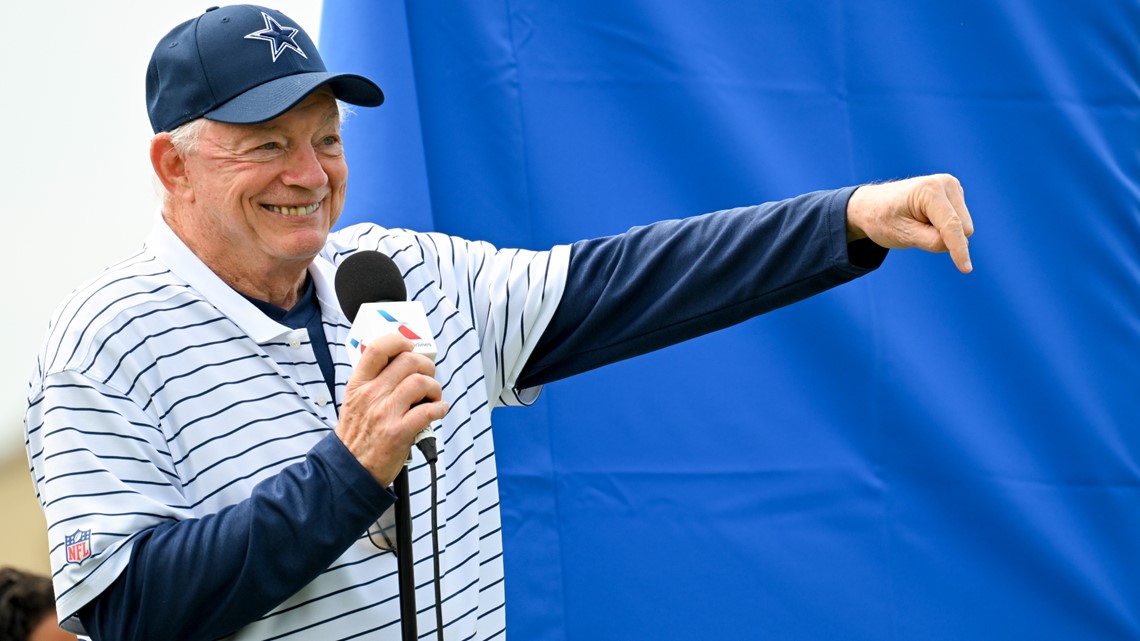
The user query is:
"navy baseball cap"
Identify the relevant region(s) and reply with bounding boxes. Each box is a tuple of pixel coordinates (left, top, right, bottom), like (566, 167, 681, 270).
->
(146, 4, 383, 133)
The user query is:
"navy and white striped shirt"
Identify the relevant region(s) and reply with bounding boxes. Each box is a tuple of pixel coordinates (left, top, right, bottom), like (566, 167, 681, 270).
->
(26, 216, 570, 639)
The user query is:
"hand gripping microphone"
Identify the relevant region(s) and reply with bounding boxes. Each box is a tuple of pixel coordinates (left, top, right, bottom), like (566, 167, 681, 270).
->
(335, 250, 438, 463)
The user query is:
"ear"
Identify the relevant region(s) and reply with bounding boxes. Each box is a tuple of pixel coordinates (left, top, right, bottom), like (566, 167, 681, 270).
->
(150, 133, 193, 201)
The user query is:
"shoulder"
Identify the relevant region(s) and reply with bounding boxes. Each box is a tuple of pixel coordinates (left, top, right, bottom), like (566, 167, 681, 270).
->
(323, 223, 499, 284)
(325, 223, 488, 260)
(34, 245, 202, 382)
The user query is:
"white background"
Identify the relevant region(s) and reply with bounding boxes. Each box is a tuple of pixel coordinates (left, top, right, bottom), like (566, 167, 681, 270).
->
(0, 1, 323, 461)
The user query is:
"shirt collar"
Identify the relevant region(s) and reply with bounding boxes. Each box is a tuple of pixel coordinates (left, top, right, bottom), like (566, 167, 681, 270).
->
(145, 215, 335, 344)
(309, 253, 343, 321)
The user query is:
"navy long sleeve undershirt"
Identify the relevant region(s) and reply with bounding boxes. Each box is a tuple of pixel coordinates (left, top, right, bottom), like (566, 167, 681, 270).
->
(518, 187, 886, 388)
(79, 186, 886, 640)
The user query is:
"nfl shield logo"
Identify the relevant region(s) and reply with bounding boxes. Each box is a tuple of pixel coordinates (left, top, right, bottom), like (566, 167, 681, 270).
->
(65, 529, 91, 565)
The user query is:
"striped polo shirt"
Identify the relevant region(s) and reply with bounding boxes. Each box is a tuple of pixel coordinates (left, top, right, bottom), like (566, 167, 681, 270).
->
(25, 216, 570, 639)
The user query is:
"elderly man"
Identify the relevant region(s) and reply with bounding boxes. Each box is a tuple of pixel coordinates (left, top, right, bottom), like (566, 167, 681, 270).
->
(25, 4, 972, 641)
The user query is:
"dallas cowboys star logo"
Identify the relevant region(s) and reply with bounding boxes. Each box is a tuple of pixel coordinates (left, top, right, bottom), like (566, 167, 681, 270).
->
(244, 12, 308, 62)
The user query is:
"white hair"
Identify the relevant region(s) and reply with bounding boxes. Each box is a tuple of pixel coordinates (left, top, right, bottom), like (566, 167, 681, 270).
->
(168, 118, 208, 155)
(336, 99, 355, 123)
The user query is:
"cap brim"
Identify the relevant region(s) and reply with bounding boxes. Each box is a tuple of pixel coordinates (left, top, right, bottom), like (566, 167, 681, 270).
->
(205, 71, 384, 125)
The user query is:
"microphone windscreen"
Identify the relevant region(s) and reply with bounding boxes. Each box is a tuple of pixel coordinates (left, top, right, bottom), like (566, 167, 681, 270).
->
(335, 250, 407, 322)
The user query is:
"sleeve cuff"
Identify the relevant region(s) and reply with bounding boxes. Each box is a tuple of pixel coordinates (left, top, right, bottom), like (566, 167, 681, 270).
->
(833, 186, 889, 272)
(311, 433, 397, 511)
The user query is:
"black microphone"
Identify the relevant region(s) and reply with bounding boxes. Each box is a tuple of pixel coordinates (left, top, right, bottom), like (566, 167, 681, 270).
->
(335, 250, 438, 463)
(335, 249, 407, 323)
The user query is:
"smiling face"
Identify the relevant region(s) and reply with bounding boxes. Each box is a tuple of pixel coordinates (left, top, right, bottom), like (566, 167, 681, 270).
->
(156, 89, 347, 306)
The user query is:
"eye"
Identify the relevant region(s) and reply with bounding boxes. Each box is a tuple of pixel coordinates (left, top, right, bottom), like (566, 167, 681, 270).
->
(317, 134, 344, 156)
(259, 141, 281, 151)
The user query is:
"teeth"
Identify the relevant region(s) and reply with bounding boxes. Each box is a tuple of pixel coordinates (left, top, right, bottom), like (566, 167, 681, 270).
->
(267, 204, 319, 216)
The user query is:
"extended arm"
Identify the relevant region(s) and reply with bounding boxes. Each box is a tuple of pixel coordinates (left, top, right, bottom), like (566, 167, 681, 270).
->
(520, 175, 972, 388)
(519, 187, 883, 387)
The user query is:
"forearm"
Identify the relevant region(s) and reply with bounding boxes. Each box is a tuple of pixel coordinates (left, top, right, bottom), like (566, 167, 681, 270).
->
(80, 434, 394, 641)
(519, 187, 887, 387)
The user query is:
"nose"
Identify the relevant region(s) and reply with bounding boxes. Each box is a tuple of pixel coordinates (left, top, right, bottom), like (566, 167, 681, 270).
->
(281, 143, 329, 191)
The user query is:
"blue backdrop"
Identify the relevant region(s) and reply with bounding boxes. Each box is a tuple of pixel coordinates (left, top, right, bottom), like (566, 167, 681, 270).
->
(320, 2, 1140, 639)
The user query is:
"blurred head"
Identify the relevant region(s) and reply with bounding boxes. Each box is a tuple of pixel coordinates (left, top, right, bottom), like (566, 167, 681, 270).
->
(0, 567, 76, 641)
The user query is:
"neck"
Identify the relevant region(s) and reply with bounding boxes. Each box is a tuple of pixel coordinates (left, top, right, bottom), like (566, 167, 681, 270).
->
(163, 208, 311, 310)
(220, 267, 309, 310)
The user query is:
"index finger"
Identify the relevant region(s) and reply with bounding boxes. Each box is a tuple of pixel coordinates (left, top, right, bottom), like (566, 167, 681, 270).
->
(352, 333, 415, 381)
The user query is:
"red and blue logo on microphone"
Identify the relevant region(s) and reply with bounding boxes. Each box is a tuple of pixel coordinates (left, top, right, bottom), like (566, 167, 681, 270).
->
(345, 303, 437, 366)
(376, 310, 424, 340)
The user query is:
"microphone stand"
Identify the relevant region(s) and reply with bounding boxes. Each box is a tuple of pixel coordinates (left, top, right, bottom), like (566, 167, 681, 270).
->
(394, 461, 418, 640)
